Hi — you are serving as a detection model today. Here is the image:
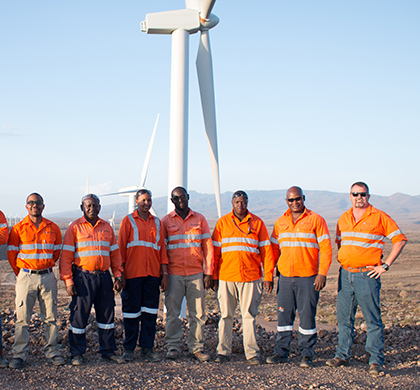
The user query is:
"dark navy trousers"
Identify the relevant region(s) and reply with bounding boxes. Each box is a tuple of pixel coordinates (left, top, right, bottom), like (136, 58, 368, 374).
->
(121, 276, 160, 351)
(275, 274, 319, 358)
(68, 267, 116, 358)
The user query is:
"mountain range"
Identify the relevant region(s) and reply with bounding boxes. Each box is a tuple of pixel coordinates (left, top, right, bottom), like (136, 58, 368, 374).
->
(47, 189, 420, 229)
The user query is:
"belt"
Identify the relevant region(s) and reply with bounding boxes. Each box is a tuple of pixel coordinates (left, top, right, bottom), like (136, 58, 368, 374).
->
(22, 267, 53, 275)
(342, 265, 370, 273)
(74, 265, 107, 275)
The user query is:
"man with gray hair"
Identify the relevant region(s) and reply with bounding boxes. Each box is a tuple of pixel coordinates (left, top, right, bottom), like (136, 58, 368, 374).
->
(326, 182, 407, 375)
(60, 194, 124, 366)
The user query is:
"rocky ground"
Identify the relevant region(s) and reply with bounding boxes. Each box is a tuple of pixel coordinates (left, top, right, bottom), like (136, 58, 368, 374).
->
(0, 231, 419, 389)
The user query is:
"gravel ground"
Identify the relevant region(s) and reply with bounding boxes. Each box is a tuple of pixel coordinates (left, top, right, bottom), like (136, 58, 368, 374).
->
(0, 297, 419, 390)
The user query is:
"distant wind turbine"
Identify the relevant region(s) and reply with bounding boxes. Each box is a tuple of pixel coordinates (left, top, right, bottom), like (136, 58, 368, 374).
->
(141, 0, 222, 217)
(102, 114, 160, 215)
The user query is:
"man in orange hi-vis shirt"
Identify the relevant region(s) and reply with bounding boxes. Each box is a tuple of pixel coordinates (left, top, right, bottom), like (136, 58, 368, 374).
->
(162, 187, 214, 362)
(326, 182, 407, 376)
(0, 210, 9, 368)
(118, 189, 168, 363)
(7, 193, 64, 369)
(60, 194, 124, 366)
(212, 190, 275, 365)
(266, 186, 332, 368)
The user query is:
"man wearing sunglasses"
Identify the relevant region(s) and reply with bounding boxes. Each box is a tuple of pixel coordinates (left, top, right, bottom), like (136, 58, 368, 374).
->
(326, 182, 407, 376)
(161, 187, 214, 362)
(60, 194, 124, 366)
(212, 190, 275, 365)
(7, 193, 64, 369)
(266, 186, 332, 368)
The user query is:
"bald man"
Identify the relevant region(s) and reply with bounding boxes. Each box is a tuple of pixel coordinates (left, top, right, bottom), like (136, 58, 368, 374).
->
(266, 187, 332, 367)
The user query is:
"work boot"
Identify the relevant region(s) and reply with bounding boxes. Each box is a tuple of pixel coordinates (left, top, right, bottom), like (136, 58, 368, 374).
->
(141, 348, 160, 362)
(266, 354, 288, 364)
(299, 356, 312, 368)
(191, 350, 210, 362)
(325, 357, 348, 367)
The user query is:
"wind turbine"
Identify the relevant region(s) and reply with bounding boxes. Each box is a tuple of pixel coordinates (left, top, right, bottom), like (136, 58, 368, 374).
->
(102, 114, 160, 215)
(108, 210, 116, 230)
(141, 0, 222, 217)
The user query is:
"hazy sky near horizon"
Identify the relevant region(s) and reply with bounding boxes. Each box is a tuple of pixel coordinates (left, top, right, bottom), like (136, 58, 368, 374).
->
(1, 0, 419, 216)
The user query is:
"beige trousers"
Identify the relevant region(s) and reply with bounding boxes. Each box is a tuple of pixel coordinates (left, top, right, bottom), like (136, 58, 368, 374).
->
(13, 270, 59, 360)
(165, 272, 206, 353)
(217, 279, 263, 359)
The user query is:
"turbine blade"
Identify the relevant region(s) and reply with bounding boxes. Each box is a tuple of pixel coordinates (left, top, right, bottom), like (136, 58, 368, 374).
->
(140, 113, 160, 187)
(196, 30, 221, 218)
(199, 0, 216, 20)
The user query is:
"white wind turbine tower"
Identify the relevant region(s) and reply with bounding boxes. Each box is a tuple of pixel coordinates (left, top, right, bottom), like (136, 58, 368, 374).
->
(141, 0, 222, 217)
(102, 114, 160, 215)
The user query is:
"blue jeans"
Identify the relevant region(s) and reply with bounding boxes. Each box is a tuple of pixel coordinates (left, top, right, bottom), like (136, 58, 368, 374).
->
(335, 268, 384, 366)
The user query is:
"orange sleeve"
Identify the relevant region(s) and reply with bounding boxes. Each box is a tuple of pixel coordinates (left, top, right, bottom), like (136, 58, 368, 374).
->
(59, 224, 76, 287)
(7, 226, 20, 275)
(52, 223, 63, 263)
(0, 211, 9, 245)
(109, 229, 123, 278)
(211, 220, 222, 279)
(201, 216, 214, 275)
(315, 217, 332, 276)
(118, 216, 130, 266)
(258, 220, 275, 281)
(158, 223, 168, 265)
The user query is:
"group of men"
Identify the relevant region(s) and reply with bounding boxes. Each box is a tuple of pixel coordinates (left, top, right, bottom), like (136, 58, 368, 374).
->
(0, 181, 407, 376)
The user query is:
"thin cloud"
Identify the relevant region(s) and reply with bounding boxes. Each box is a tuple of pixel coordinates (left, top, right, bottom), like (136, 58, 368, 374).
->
(1, 124, 23, 136)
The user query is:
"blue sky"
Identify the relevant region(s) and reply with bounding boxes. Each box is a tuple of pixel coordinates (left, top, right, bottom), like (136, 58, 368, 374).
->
(1, 0, 419, 216)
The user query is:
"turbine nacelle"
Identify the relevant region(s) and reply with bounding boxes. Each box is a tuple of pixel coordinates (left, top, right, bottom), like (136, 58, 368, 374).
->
(140, 9, 218, 35)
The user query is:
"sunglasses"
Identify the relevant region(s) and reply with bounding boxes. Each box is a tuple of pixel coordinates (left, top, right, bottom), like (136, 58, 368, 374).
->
(286, 196, 302, 203)
(172, 195, 188, 202)
(351, 192, 368, 197)
(27, 200, 43, 206)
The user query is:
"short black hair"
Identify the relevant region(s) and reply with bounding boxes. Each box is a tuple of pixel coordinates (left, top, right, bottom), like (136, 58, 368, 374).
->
(136, 189, 152, 199)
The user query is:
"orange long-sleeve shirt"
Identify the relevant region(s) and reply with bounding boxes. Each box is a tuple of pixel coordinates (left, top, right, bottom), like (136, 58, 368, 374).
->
(161, 209, 214, 276)
(212, 210, 275, 283)
(60, 216, 122, 287)
(7, 215, 62, 276)
(270, 208, 332, 278)
(336, 205, 408, 268)
(118, 211, 168, 279)
(0, 210, 9, 245)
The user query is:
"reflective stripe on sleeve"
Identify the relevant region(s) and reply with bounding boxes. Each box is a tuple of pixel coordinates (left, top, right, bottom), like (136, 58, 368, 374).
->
(317, 234, 330, 243)
(387, 229, 403, 240)
(7, 245, 19, 252)
(213, 241, 222, 247)
(0, 223, 7, 228)
(110, 244, 119, 252)
(258, 240, 271, 247)
(62, 245, 75, 252)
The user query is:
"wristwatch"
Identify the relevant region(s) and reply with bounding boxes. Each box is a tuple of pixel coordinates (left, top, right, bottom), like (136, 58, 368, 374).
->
(381, 263, 389, 271)
(115, 276, 123, 282)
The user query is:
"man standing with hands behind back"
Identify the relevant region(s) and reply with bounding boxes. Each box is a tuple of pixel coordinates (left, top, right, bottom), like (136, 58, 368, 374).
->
(326, 182, 407, 376)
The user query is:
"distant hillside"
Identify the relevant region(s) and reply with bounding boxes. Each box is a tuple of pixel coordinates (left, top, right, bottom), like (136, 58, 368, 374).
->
(46, 189, 420, 229)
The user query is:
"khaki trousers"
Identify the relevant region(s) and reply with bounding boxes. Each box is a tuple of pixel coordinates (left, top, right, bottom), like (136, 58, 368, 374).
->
(217, 279, 262, 359)
(14, 270, 59, 360)
(165, 272, 206, 353)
